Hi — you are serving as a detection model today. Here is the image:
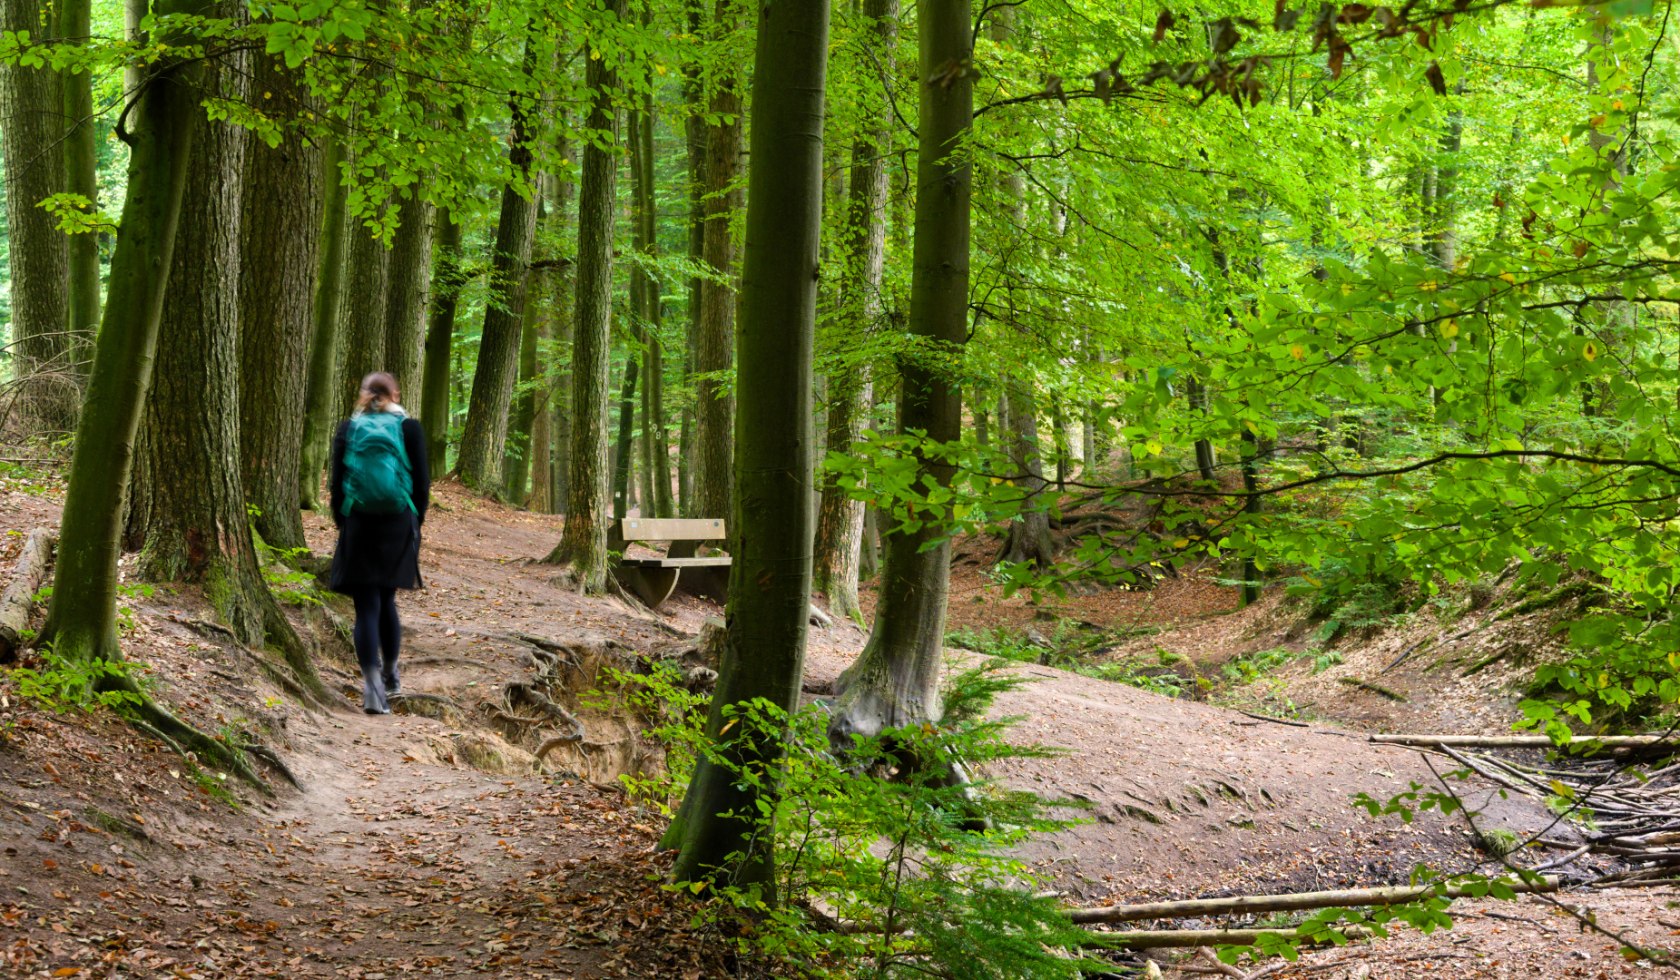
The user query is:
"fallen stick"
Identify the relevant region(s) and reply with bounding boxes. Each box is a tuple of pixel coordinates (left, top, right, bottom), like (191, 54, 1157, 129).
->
(0, 528, 55, 661)
(1370, 734, 1676, 750)
(1068, 877, 1559, 925)
(1081, 926, 1373, 949)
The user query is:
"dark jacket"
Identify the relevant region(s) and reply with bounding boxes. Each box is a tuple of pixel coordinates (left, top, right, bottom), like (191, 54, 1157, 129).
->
(328, 411, 431, 593)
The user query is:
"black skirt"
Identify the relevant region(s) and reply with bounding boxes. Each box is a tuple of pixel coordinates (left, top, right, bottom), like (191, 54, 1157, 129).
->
(329, 509, 423, 592)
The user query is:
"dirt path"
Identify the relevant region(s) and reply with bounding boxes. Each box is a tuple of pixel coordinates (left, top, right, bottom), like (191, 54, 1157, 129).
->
(2, 482, 1675, 977)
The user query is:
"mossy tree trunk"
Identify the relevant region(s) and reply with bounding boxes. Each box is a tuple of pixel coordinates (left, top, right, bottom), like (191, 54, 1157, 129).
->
(455, 39, 543, 496)
(420, 209, 463, 470)
(133, 35, 322, 699)
(666, 0, 830, 895)
(238, 50, 322, 553)
(546, 2, 624, 589)
(299, 141, 348, 511)
(691, 0, 744, 524)
(829, 0, 971, 746)
(0, 0, 73, 432)
(812, 0, 895, 623)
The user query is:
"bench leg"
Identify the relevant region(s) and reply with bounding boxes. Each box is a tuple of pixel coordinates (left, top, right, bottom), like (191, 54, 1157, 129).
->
(614, 565, 680, 610)
(674, 565, 729, 605)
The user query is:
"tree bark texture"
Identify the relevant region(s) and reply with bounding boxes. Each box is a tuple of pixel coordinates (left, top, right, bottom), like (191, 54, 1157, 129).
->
(611, 352, 640, 518)
(135, 45, 284, 643)
(667, 0, 830, 894)
(678, 25, 705, 517)
(812, 0, 895, 624)
(58, 0, 99, 370)
(455, 40, 543, 495)
(237, 51, 322, 553)
(41, 0, 204, 663)
(299, 140, 348, 510)
(0, 0, 73, 432)
(336, 213, 391, 419)
(633, 98, 675, 518)
(546, 3, 624, 590)
(691, 0, 744, 524)
(829, 0, 971, 745)
(383, 194, 434, 397)
(997, 384, 1055, 568)
(505, 194, 548, 504)
(420, 209, 462, 469)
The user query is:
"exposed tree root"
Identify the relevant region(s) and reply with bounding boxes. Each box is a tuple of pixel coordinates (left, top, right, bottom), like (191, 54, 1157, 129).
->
(126, 697, 269, 793)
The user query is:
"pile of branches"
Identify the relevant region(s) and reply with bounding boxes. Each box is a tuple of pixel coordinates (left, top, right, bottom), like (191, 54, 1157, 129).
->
(1371, 734, 1680, 888)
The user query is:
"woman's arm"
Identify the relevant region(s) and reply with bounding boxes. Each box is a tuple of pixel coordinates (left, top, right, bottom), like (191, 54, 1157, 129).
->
(328, 420, 350, 524)
(402, 417, 431, 525)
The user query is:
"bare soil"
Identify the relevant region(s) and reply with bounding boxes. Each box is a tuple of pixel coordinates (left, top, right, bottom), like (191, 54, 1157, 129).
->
(1, 479, 1673, 977)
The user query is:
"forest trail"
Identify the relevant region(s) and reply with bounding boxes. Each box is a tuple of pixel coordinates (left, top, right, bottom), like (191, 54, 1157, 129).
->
(1, 483, 1676, 978)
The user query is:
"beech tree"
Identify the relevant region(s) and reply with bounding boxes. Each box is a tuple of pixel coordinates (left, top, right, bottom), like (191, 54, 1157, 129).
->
(828, 0, 972, 745)
(667, 0, 830, 892)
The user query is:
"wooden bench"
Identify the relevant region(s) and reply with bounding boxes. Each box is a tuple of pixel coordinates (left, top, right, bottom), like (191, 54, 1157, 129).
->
(609, 518, 730, 610)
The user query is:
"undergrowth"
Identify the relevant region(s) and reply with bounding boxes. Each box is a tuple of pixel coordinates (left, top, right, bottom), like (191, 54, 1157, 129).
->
(604, 660, 1110, 978)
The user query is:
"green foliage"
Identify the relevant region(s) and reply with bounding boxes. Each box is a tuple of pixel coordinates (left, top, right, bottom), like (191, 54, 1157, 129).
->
(609, 663, 1104, 978)
(5, 643, 145, 715)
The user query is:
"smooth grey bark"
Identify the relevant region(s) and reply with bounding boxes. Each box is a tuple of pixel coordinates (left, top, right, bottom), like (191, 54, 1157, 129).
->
(812, 0, 895, 625)
(298, 140, 348, 510)
(666, 0, 830, 894)
(238, 51, 322, 552)
(0, 0, 73, 431)
(505, 190, 548, 504)
(455, 40, 543, 495)
(611, 350, 639, 518)
(829, 0, 972, 744)
(545, 4, 624, 590)
(996, 384, 1055, 568)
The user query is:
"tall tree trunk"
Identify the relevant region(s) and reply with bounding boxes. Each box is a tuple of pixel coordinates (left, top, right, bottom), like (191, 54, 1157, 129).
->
(420, 210, 462, 470)
(542, 156, 577, 514)
(1188, 375, 1216, 481)
(383, 195, 434, 397)
(132, 40, 322, 698)
(299, 140, 348, 510)
(666, 0, 830, 893)
(812, 0, 895, 624)
(505, 190, 548, 504)
(545, 5, 624, 590)
(39, 0, 203, 662)
(58, 0, 99, 370)
(691, 0, 744, 523)
(678, 12, 705, 517)
(337, 212, 391, 418)
(0, 0, 73, 432)
(238, 51, 322, 553)
(455, 40, 543, 495)
(997, 384, 1055, 567)
(611, 351, 640, 518)
(829, 0, 971, 745)
(632, 92, 675, 518)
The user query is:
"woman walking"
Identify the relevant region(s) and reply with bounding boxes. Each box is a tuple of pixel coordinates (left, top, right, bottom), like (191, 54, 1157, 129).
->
(329, 372, 431, 714)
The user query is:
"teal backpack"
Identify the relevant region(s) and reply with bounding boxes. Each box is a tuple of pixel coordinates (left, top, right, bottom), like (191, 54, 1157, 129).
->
(341, 412, 415, 516)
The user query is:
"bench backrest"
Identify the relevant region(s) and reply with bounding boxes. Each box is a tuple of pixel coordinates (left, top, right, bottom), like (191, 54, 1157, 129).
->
(617, 518, 725, 541)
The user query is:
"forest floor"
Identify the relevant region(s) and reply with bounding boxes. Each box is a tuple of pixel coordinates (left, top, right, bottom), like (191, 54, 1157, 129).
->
(0, 475, 1675, 978)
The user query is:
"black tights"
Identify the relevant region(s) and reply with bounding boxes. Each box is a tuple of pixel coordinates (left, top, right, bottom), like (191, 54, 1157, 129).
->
(352, 587, 401, 712)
